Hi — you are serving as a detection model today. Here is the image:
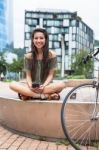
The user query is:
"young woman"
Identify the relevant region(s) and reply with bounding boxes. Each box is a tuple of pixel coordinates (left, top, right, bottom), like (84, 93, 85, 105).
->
(9, 28, 66, 100)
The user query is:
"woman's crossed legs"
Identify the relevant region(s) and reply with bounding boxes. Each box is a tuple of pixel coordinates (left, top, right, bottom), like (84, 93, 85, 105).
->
(9, 81, 66, 101)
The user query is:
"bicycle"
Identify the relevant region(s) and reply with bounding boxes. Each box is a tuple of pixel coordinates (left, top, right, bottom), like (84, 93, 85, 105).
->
(61, 48, 99, 150)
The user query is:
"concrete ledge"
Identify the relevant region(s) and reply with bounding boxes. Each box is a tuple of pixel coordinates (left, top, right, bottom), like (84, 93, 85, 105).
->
(0, 95, 99, 140)
(62, 79, 94, 87)
(0, 79, 98, 140)
(0, 97, 65, 139)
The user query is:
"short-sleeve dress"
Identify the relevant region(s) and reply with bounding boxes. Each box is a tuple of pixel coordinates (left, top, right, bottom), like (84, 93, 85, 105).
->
(25, 56, 57, 84)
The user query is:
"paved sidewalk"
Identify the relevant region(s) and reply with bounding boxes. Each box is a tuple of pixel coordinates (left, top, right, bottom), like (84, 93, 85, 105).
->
(0, 125, 91, 150)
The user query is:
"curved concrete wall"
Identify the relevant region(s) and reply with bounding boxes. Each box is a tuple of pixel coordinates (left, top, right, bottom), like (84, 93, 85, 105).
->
(0, 97, 99, 140)
(0, 97, 65, 139)
(0, 79, 98, 140)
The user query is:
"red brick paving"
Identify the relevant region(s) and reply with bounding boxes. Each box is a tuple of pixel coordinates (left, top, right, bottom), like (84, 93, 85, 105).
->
(0, 125, 97, 150)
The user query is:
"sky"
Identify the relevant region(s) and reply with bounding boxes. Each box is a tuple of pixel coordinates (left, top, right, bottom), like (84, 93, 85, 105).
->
(13, 0, 99, 48)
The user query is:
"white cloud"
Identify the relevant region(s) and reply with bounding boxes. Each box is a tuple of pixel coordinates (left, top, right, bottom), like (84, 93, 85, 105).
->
(13, 0, 99, 48)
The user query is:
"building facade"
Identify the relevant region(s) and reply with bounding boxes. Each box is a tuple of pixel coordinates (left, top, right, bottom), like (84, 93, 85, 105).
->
(0, 0, 7, 52)
(0, 0, 13, 52)
(6, 0, 13, 48)
(24, 9, 94, 72)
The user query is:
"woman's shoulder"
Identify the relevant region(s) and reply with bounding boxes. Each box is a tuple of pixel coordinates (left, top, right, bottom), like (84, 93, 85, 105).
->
(48, 50, 56, 59)
(24, 52, 32, 59)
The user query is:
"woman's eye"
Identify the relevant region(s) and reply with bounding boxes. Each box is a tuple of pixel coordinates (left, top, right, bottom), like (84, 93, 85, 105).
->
(34, 37, 44, 40)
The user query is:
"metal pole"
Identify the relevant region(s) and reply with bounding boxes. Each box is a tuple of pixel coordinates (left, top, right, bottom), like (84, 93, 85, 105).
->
(61, 35, 65, 78)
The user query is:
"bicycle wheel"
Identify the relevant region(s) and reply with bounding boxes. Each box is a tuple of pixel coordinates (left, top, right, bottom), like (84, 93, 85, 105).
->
(61, 83, 99, 150)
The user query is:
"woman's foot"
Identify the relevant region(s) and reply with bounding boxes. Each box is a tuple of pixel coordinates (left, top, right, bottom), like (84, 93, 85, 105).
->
(48, 93, 60, 100)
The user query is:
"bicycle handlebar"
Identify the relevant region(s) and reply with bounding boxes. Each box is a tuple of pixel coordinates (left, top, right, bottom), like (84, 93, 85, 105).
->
(82, 48, 99, 64)
(93, 48, 99, 57)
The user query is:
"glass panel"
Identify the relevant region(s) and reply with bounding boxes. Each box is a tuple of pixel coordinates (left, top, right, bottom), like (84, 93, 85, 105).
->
(65, 34, 69, 41)
(55, 48, 61, 55)
(63, 19, 69, 26)
(72, 27, 76, 33)
(54, 42, 60, 48)
(25, 33, 31, 40)
(49, 41, 52, 48)
(26, 13, 31, 18)
(72, 34, 76, 41)
(71, 20, 76, 26)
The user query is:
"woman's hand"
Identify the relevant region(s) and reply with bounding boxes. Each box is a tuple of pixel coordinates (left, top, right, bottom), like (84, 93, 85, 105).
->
(30, 85, 45, 93)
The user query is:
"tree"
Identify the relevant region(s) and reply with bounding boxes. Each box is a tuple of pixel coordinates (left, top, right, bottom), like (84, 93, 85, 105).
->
(71, 50, 94, 78)
(0, 55, 7, 76)
(8, 58, 24, 73)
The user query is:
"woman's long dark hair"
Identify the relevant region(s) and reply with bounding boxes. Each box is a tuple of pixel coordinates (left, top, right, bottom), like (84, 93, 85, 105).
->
(31, 28, 49, 82)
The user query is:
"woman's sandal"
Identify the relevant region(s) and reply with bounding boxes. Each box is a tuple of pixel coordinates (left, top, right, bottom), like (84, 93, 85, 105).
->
(48, 93, 60, 100)
(18, 93, 47, 101)
(18, 93, 30, 100)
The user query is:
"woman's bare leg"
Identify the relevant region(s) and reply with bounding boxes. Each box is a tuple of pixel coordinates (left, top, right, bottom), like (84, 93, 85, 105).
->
(9, 81, 40, 98)
(9, 81, 66, 100)
(43, 81, 66, 94)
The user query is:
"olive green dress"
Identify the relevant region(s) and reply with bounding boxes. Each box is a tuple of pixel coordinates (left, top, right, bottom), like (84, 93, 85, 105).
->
(25, 57, 57, 84)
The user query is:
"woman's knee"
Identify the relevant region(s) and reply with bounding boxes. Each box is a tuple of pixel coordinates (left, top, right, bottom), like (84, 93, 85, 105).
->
(9, 81, 18, 90)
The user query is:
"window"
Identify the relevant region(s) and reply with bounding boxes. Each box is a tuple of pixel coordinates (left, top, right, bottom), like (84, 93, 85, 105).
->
(47, 20, 54, 26)
(26, 13, 31, 18)
(61, 28, 69, 34)
(72, 48, 76, 54)
(49, 41, 52, 48)
(57, 56, 61, 62)
(55, 48, 61, 56)
(25, 40, 30, 47)
(54, 20, 62, 26)
(49, 35, 53, 40)
(65, 34, 69, 41)
(71, 20, 76, 26)
(79, 22, 82, 29)
(72, 27, 76, 34)
(25, 33, 31, 40)
(54, 42, 60, 48)
(72, 41, 76, 48)
(53, 35, 58, 41)
(72, 34, 76, 41)
(31, 13, 38, 18)
(63, 19, 69, 26)
(25, 19, 38, 25)
(25, 25, 30, 32)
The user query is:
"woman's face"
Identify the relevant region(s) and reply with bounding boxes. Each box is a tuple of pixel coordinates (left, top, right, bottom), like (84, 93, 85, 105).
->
(33, 32, 46, 50)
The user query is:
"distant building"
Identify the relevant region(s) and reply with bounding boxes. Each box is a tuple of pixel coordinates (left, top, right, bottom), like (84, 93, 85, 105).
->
(0, 0, 7, 51)
(6, 0, 13, 48)
(0, 0, 13, 52)
(24, 9, 94, 72)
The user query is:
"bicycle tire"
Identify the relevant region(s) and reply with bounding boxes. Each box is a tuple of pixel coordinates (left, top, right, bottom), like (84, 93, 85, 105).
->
(61, 83, 99, 150)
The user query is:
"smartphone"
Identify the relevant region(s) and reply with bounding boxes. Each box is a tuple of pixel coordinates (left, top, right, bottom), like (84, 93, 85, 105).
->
(32, 82, 40, 88)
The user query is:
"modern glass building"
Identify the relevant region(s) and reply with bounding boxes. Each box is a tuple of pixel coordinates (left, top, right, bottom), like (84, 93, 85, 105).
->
(0, 0, 13, 52)
(0, 0, 7, 52)
(24, 9, 94, 72)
